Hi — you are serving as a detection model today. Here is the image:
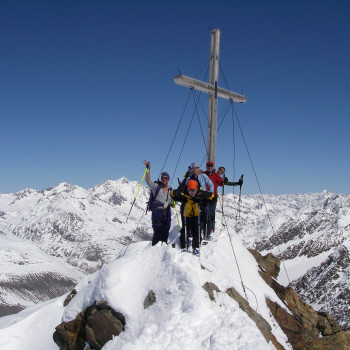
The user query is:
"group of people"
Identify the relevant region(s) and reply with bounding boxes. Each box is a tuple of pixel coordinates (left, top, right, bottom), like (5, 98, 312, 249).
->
(143, 159, 243, 255)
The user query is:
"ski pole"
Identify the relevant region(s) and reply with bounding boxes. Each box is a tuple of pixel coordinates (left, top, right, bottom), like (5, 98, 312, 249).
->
(123, 207, 147, 256)
(184, 205, 187, 250)
(238, 183, 242, 221)
(126, 167, 149, 222)
(222, 173, 225, 217)
(205, 201, 210, 240)
(221, 184, 225, 226)
(198, 202, 201, 257)
(238, 174, 243, 221)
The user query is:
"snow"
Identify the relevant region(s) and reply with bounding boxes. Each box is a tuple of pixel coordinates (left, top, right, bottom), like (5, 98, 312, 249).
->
(0, 295, 66, 350)
(0, 230, 292, 350)
(277, 252, 330, 285)
(0, 234, 83, 309)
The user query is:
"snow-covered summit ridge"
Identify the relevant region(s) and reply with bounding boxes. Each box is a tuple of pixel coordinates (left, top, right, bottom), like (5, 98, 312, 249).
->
(0, 231, 291, 350)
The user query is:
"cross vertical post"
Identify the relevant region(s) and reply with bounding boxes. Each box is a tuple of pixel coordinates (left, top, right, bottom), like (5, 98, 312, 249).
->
(207, 29, 220, 165)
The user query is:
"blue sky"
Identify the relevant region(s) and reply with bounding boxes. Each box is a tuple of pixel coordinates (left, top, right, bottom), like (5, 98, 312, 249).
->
(1, 0, 349, 195)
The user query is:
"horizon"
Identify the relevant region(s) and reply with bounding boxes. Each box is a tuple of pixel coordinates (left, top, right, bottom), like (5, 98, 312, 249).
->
(1, 176, 345, 197)
(1, 1, 349, 195)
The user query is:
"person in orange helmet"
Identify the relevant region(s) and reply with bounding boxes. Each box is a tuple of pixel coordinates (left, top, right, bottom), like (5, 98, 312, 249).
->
(171, 179, 214, 255)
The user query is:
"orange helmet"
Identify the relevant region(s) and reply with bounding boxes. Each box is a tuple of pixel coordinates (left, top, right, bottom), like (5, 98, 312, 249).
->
(187, 179, 198, 190)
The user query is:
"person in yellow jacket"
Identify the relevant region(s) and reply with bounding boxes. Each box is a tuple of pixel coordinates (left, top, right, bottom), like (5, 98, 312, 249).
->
(171, 179, 214, 255)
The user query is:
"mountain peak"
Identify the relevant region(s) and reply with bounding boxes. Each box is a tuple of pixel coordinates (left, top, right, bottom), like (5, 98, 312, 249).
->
(50, 236, 292, 349)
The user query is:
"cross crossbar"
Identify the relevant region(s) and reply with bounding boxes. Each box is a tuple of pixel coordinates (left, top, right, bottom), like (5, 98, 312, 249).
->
(174, 74, 247, 103)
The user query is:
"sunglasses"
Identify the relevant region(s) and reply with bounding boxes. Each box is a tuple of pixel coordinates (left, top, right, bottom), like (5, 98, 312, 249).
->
(193, 166, 200, 169)
(161, 176, 169, 179)
(188, 188, 197, 192)
(207, 165, 214, 167)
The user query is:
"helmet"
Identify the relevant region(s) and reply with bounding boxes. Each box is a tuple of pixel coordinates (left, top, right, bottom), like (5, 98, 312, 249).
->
(187, 179, 198, 190)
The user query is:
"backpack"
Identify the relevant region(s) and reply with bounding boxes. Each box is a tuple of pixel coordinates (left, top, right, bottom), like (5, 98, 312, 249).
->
(147, 181, 172, 214)
(147, 182, 162, 213)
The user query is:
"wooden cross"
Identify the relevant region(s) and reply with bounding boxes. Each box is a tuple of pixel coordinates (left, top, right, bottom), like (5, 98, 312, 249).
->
(174, 29, 247, 166)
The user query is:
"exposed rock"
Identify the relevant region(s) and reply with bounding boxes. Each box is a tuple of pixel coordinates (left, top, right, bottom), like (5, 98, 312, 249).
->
(202, 282, 220, 301)
(266, 298, 311, 350)
(53, 311, 86, 350)
(267, 273, 350, 349)
(53, 301, 125, 350)
(250, 250, 350, 349)
(266, 298, 350, 350)
(109, 192, 126, 206)
(248, 249, 280, 278)
(317, 312, 341, 335)
(63, 289, 77, 307)
(85, 302, 125, 350)
(144, 290, 156, 309)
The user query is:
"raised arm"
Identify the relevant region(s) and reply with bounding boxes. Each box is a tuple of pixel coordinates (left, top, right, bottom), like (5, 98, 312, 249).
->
(143, 159, 151, 184)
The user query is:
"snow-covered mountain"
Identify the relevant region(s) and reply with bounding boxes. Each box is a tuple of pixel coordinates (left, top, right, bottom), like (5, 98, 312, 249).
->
(0, 178, 154, 317)
(0, 178, 152, 274)
(0, 179, 349, 330)
(2, 233, 349, 350)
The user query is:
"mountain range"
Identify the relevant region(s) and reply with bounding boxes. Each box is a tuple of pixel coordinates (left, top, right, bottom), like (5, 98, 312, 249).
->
(0, 178, 349, 331)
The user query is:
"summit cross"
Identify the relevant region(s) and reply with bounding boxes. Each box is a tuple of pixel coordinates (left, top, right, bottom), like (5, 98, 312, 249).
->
(174, 28, 247, 165)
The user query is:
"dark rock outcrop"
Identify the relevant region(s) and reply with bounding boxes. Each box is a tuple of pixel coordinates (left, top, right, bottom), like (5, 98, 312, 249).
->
(248, 249, 280, 278)
(202, 282, 220, 301)
(249, 249, 350, 350)
(144, 290, 156, 309)
(63, 289, 77, 307)
(266, 297, 350, 350)
(53, 301, 125, 350)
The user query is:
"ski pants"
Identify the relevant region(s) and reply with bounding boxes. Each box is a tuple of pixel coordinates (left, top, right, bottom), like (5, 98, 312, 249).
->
(208, 197, 217, 233)
(179, 213, 187, 249)
(200, 200, 211, 235)
(151, 208, 170, 246)
(179, 203, 192, 249)
(183, 216, 201, 249)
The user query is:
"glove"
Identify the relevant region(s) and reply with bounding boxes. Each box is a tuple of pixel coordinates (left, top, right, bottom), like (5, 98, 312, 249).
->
(224, 176, 228, 184)
(238, 174, 244, 186)
(177, 178, 187, 193)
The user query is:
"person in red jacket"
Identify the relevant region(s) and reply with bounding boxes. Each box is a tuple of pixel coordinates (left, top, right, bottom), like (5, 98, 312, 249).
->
(203, 161, 224, 239)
